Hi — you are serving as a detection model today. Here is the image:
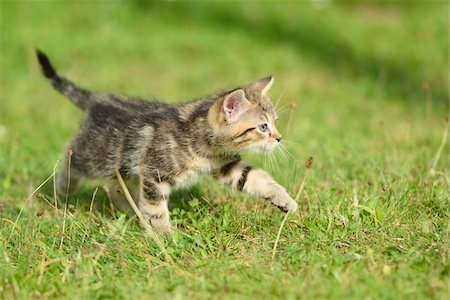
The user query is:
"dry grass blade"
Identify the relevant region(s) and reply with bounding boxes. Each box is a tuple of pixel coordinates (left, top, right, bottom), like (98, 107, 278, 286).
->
(89, 187, 98, 214)
(8, 160, 60, 239)
(52, 159, 60, 211)
(428, 121, 448, 176)
(60, 150, 72, 249)
(37, 193, 101, 247)
(114, 169, 173, 263)
(272, 211, 290, 261)
(294, 157, 314, 202)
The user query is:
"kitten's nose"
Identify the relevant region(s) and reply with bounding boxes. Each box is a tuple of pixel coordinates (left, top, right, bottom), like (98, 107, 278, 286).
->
(273, 132, 282, 143)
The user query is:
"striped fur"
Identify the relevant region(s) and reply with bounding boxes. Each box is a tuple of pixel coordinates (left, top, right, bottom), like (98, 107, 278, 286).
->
(37, 50, 298, 235)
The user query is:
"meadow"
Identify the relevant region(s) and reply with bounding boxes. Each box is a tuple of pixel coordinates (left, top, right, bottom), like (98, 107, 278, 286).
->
(0, 2, 448, 299)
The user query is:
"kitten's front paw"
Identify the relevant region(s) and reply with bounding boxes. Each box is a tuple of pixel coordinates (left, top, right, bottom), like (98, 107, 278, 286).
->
(268, 191, 298, 213)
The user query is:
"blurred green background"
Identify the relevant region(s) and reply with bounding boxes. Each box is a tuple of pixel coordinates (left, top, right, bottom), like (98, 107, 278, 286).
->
(0, 1, 447, 174)
(0, 1, 448, 299)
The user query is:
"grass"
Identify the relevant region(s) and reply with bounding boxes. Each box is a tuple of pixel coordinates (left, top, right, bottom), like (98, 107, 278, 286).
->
(0, 1, 449, 299)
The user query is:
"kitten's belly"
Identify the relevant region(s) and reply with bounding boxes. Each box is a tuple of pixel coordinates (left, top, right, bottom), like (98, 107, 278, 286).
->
(173, 170, 201, 188)
(173, 157, 215, 188)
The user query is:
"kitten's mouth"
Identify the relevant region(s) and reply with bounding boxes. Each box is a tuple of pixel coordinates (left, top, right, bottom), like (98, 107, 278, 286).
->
(262, 142, 279, 153)
(241, 142, 279, 154)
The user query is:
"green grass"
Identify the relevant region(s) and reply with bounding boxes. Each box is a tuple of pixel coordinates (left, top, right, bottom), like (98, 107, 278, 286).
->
(0, 1, 449, 299)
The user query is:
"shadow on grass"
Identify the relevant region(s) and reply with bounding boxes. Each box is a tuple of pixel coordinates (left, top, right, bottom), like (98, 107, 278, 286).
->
(39, 183, 114, 216)
(169, 184, 208, 212)
(39, 181, 210, 218)
(130, 1, 447, 103)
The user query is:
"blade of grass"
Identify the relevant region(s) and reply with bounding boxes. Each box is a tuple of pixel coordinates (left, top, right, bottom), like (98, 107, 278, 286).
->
(114, 169, 173, 263)
(8, 160, 60, 240)
(272, 211, 290, 261)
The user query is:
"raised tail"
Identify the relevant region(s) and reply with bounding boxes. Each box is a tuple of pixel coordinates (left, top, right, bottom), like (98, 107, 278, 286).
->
(36, 49, 93, 111)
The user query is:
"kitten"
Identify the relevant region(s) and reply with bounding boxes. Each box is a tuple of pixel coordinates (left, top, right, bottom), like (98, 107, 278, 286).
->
(36, 50, 298, 235)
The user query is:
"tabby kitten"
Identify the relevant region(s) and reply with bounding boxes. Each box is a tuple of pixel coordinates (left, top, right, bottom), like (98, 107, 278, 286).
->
(37, 50, 298, 235)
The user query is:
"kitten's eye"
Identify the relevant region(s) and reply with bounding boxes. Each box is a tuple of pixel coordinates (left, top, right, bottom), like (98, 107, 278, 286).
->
(258, 124, 268, 132)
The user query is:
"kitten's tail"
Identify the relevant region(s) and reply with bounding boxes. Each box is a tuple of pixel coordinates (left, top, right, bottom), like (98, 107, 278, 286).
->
(36, 49, 93, 111)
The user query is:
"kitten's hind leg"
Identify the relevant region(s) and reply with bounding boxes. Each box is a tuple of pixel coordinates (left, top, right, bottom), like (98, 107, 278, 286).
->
(138, 178, 172, 236)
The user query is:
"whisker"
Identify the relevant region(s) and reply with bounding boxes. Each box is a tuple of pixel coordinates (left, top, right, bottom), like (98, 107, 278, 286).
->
(274, 89, 286, 112)
(274, 145, 286, 163)
(272, 153, 280, 170)
(268, 157, 274, 171)
(279, 148, 288, 165)
(269, 150, 278, 171)
(273, 147, 285, 168)
(266, 153, 271, 170)
(278, 147, 290, 163)
(270, 151, 277, 171)
(276, 101, 291, 115)
(263, 148, 272, 171)
(279, 143, 296, 159)
(282, 139, 302, 147)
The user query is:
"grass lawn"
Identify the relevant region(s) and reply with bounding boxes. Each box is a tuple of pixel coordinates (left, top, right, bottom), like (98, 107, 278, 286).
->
(0, 2, 448, 299)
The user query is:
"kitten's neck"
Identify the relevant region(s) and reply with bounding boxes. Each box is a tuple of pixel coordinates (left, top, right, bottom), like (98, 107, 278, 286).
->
(183, 96, 238, 160)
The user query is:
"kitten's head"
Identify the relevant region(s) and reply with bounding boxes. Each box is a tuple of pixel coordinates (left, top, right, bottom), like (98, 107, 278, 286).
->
(215, 76, 282, 154)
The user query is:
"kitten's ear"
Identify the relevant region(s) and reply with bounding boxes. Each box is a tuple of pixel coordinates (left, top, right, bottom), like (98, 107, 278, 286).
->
(223, 89, 249, 123)
(249, 75, 273, 95)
